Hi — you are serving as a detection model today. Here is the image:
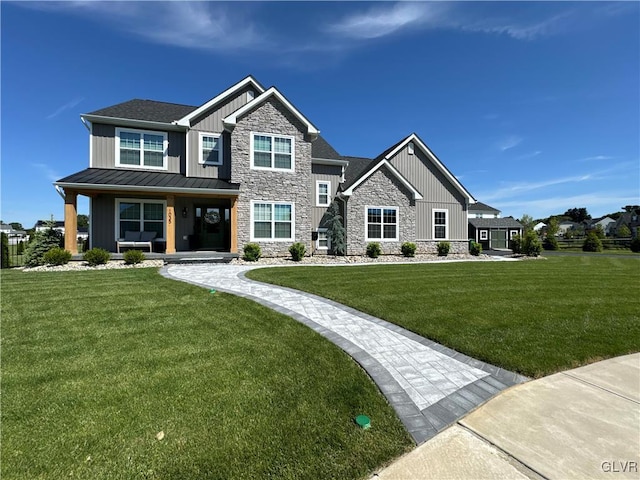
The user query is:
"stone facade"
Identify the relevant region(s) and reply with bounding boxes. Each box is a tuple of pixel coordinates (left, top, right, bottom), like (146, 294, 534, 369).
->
(346, 167, 416, 256)
(415, 240, 469, 255)
(230, 98, 312, 257)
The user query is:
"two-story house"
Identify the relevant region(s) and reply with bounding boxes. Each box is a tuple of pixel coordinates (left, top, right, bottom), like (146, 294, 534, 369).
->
(55, 76, 476, 257)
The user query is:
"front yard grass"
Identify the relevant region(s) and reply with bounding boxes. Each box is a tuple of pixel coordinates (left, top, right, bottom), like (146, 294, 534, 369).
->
(247, 256, 640, 377)
(1, 269, 411, 480)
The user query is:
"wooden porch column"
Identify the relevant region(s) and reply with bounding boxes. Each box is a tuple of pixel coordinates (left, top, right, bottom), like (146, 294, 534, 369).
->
(166, 195, 176, 254)
(230, 196, 238, 254)
(64, 190, 78, 254)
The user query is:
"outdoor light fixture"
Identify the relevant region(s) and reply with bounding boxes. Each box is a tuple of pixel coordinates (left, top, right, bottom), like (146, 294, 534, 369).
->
(182, 207, 188, 218)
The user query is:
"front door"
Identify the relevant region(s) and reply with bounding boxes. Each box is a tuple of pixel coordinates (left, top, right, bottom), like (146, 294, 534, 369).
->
(490, 229, 507, 249)
(195, 206, 229, 250)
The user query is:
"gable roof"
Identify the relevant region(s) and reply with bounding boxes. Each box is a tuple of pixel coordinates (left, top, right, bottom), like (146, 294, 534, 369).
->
(312, 135, 341, 160)
(223, 87, 319, 139)
(342, 156, 373, 185)
(469, 217, 523, 228)
(87, 99, 197, 123)
(175, 75, 265, 127)
(469, 201, 500, 213)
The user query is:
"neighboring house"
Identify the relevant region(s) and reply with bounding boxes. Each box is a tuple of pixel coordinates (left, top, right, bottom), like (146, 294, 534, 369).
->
(611, 212, 640, 238)
(54, 76, 476, 256)
(0, 223, 28, 245)
(557, 221, 580, 236)
(533, 222, 546, 232)
(467, 204, 523, 250)
(587, 216, 616, 236)
(34, 220, 65, 233)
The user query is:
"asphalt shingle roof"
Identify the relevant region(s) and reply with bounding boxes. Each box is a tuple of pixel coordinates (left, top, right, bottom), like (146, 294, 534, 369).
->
(88, 99, 197, 123)
(469, 217, 523, 228)
(469, 201, 500, 213)
(311, 135, 340, 159)
(57, 168, 240, 191)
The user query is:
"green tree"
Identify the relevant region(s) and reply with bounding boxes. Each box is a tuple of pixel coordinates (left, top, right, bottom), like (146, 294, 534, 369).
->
(583, 232, 603, 252)
(325, 202, 346, 256)
(9, 222, 23, 230)
(563, 208, 591, 223)
(522, 230, 542, 257)
(519, 214, 535, 233)
(617, 224, 631, 238)
(593, 224, 605, 239)
(623, 205, 640, 214)
(77, 214, 89, 228)
(24, 221, 64, 267)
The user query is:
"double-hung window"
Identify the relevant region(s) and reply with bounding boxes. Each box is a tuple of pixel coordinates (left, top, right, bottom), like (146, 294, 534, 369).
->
(199, 133, 222, 165)
(116, 199, 165, 239)
(116, 128, 167, 169)
(251, 133, 294, 171)
(317, 228, 330, 250)
(433, 209, 448, 239)
(316, 181, 331, 207)
(251, 201, 294, 241)
(366, 206, 398, 241)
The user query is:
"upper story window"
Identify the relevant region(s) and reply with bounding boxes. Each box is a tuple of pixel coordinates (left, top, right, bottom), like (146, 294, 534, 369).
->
(366, 206, 398, 241)
(199, 133, 223, 165)
(116, 128, 167, 170)
(316, 181, 331, 207)
(433, 208, 448, 239)
(251, 132, 294, 172)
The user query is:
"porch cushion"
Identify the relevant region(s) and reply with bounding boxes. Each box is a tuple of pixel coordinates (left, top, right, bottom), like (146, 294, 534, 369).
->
(140, 231, 157, 242)
(124, 231, 140, 241)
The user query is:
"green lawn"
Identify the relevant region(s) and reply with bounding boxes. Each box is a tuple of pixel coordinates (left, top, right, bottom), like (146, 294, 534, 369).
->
(247, 256, 640, 378)
(1, 269, 411, 480)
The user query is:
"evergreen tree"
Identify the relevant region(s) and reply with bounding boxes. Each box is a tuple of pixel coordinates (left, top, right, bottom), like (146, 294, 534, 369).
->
(325, 202, 346, 256)
(1, 233, 9, 269)
(24, 221, 64, 267)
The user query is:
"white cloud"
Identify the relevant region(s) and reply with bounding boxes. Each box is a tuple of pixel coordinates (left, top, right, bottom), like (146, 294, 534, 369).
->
(480, 174, 593, 202)
(32, 163, 61, 182)
(497, 135, 523, 152)
(46, 97, 84, 120)
(459, 12, 572, 41)
(516, 150, 542, 161)
(578, 155, 614, 162)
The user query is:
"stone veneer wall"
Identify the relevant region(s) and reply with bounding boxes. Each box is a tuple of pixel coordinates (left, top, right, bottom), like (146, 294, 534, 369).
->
(230, 98, 312, 257)
(346, 167, 416, 255)
(415, 240, 469, 255)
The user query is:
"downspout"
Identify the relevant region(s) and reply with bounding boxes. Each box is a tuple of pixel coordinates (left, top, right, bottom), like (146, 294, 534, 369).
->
(54, 185, 66, 200)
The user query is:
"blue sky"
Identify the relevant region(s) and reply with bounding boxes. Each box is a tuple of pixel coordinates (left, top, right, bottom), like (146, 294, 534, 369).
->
(1, 1, 638, 228)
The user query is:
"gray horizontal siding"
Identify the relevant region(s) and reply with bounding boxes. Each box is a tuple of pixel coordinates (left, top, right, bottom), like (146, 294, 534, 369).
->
(416, 201, 468, 240)
(91, 123, 183, 174)
(389, 144, 466, 205)
(311, 164, 342, 228)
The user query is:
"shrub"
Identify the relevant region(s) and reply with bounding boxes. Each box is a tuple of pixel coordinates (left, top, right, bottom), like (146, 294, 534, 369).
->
(123, 249, 146, 265)
(510, 234, 522, 254)
(24, 222, 64, 267)
(16, 240, 24, 255)
(366, 242, 381, 258)
(83, 248, 111, 266)
(437, 241, 450, 256)
(543, 236, 559, 251)
(630, 236, 640, 253)
(401, 242, 416, 257)
(289, 242, 306, 261)
(522, 231, 542, 257)
(43, 247, 72, 266)
(325, 202, 346, 256)
(242, 243, 261, 262)
(469, 241, 482, 256)
(617, 224, 631, 238)
(583, 232, 603, 252)
(1, 233, 9, 269)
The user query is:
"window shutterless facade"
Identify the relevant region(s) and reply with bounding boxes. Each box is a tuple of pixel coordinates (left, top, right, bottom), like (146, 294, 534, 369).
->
(199, 133, 223, 165)
(250, 132, 294, 171)
(116, 199, 165, 239)
(250, 201, 295, 241)
(115, 128, 168, 170)
(480, 230, 488, 240)
(365, 206, 398, 241)
(316, 228, 330, 250)
(433, 209, 448, 239)
(316, 181, 331, 207)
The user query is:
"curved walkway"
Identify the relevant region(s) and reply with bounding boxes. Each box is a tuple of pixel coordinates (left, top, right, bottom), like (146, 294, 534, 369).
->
(162, 263, 528, 444)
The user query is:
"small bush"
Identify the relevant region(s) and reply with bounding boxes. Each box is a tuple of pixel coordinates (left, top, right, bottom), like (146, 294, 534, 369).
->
(510, 234, 522, 254)
(469, 241, 482, 256)
(24, 223, 64, 267)
(289, 242, 306, 261)
(123, 249, 146, 265)
(400, 242, 416, 257)
(16, 241, 25, 255)
(366, 242, 381, 258)
(583, 232, 603, 252)
(630, 236, 640, 253)
(43, 247, 72, 266)
(437, 241, 450, 256)
(83, 248, 111, 266)
(243, 243, 261, 262)
(543, 236, 559, 251)
(1, 233, 9, 269)
(522, 231, 542, 257)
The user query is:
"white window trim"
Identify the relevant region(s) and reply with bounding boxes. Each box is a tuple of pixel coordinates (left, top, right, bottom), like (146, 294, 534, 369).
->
(480, 230, 488, 241)
(365, 205, 399, 242)
(250, 131, 295, 172)
(115, 198, 166, 241)
(198, 132, 223, 166)
(510, 230, 519, 238)
(316, 180, 331, 207)
(115, 127, 168, 170)
(316, 228, 330, 250)
(432, 208, 449, 240)
(250, 200, 295, 242)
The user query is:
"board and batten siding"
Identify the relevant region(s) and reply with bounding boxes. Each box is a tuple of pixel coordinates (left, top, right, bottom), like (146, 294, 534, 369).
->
(91, 195, 116, 251)
(388, 143, 468, 240)
(91, 123, 184, 174)
(186, 86, 256, 179)
(310, 163, 342, 228)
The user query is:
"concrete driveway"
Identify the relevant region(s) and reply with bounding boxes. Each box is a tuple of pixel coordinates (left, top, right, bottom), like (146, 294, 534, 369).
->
(374, 353, 640, 479)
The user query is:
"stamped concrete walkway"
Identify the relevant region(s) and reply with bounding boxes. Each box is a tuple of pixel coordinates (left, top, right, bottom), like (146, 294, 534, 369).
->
(162, 263, 528, 444)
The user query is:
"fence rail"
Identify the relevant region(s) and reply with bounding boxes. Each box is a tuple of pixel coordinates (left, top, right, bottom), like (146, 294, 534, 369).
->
(556, 238, 632, 249)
